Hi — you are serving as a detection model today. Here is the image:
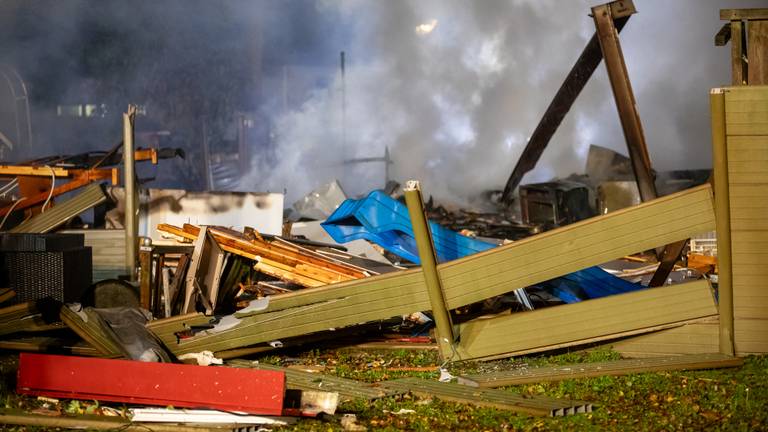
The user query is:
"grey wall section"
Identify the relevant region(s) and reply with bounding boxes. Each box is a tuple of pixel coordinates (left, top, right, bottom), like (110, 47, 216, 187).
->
(60, 229, 125, 282)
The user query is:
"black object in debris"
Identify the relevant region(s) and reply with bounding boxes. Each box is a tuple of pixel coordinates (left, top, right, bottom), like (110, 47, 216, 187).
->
(0, 233, 84, 252)
(0, 234, 92, 304)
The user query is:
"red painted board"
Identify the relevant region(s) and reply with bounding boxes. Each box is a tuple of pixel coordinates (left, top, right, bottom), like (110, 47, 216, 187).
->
(17, 353, 285, 415)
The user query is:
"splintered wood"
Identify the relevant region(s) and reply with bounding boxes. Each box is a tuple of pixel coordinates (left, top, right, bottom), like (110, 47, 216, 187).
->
(157, 223, 370, 288)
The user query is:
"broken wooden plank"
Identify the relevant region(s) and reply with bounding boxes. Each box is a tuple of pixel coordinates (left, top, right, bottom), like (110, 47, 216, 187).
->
(379, 378, 593, 417)
(457, 353, 742, 388)
(161, 186, 715, 357)
(607, 319, 720, 358)
(0, 409, 216, 432)
(17, 353, 285, 415)
(227, 359, 403, 402)
(453, 280, 717, 361)
(59, 305, 123, 358)
(0, 336, 99, 356)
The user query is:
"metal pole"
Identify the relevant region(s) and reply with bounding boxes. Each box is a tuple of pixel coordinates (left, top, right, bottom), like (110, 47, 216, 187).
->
(123, 105, 138, 281)
(710, 88, 735, 356)
(404, 180, 455, 359)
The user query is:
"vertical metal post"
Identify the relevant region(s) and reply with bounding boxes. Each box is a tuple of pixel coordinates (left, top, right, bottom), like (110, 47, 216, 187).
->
(710, 88, 735, 356)
(404, 180, 455, 359)
(123, 105, 138, 281)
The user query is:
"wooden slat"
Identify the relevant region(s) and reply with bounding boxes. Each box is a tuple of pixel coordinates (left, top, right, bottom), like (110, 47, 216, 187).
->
(724, 86, 768, 101)
(458, 353, 742, 388)
(227, 360, 402, 402)
(735, 318, 768, 355)
(162, 186, 716, 356)
(720, 9, 768, 20)
(747, 20, 767, 85)
(379, 378, 593, 417)
(610, 321, 720, 358)
(454, 280, 717, 361)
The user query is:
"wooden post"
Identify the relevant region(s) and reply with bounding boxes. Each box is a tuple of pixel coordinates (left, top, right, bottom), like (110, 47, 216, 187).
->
(731, 20, 746, 85)
(747, 19, 768, 85)
(138, 238, 153, 310)
(710, 88, 735, 357)
(123, 105, 138, 281)
(501, 0, 635, 204)
(592, 3, 656, 203)
(404, 180, 455, 359)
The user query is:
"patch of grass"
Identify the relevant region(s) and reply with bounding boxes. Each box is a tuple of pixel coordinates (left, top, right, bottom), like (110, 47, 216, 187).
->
(1, 349, 765, 431)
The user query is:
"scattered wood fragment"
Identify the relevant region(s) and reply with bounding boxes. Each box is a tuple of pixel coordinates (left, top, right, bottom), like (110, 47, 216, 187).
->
(379, 378, 593, 417)
(0, 408, 215, 432)
(457, 353, 743, 388)
(228, 359, 403, 402)
(59, 306, 123, 358)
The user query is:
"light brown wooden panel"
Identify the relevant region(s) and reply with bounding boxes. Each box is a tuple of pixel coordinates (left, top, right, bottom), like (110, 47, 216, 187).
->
(735, 318, 768, 354)
(609, 321, 719, 358)
(455, 280, 717, 361)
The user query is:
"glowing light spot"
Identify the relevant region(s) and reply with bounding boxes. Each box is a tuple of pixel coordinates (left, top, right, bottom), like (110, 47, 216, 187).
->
(415, 19, 438, 35)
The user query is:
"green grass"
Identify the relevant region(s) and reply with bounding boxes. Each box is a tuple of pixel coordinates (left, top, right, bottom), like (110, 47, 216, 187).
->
(0, 348, 766, 431)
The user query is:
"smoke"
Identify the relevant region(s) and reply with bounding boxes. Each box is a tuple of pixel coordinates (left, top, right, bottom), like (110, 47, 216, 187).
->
(246, 0, 763, 204)
(0, 0, 764, 203)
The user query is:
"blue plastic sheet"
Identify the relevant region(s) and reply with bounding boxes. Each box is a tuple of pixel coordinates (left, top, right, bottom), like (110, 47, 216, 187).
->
(322, 190, 645, 303)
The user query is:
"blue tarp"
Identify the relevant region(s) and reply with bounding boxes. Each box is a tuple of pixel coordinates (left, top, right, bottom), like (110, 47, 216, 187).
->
(322, 190, 645, 303)
(321, 190, 495, 263)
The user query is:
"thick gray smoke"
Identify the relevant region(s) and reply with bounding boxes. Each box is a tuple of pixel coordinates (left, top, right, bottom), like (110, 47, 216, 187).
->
(246, 0, 763, 204)
(1, 0, 763, 204)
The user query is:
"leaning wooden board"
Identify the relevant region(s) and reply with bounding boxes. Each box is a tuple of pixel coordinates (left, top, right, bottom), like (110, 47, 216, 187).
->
(17, 353, 285, 415)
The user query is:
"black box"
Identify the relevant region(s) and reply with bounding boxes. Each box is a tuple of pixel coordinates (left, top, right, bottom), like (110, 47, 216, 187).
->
(0, 234, 92, 303)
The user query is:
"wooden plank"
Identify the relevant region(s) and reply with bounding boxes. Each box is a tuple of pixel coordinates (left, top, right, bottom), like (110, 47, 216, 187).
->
(726, 123, 768, 135)
(17, 353, 285, 415)
(609, 321, 720, 358)
(735, 318, 768, 354)
(0, 409, 215, 432)
(227, 360, 402, 402)
(723, 86, 768, 101)
(0, 165, 70, 177)
(458, 353, 742, 388)
(453, 280, 717, 361)
(59, 306, 123, 358)
(163, 186, 715, 356)
(720, 9, 768, 20)
(726, 111, 768, 124)
(748, 20, 768, 85)
(379, 378, 593, 417)
(725, 100, 768, 113)
(730, 20, 746, 85)
(0, 336, 99, 357)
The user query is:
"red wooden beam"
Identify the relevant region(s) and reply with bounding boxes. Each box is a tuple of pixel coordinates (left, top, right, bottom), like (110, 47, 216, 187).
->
(17, 353, 285, 415)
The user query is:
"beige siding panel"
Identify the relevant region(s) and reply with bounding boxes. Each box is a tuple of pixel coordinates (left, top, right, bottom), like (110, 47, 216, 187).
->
(726, 111, 768, 124)
(730, 218, 768, 231)
(724, 86, 768, 101)
(455, 281, 717, 360)
(730, 239, 768, 253)
(734, 319, 768, 355)
(729, 185, 768, 200)
(725, 123, 768, 136)
(731, 252, 768, 265)
(609, 321, 719, 358)
(724, 100, 768, 113)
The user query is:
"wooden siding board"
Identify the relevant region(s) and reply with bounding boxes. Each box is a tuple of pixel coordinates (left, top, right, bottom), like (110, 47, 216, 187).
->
(454, 281, 717, 360)
(458, 353, 740, 388)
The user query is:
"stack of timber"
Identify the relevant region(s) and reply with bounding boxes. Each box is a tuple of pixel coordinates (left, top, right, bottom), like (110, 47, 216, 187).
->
(157, 223, 371, 289)
(457, 353, 743, 387)
(149, 185, 718, 360)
